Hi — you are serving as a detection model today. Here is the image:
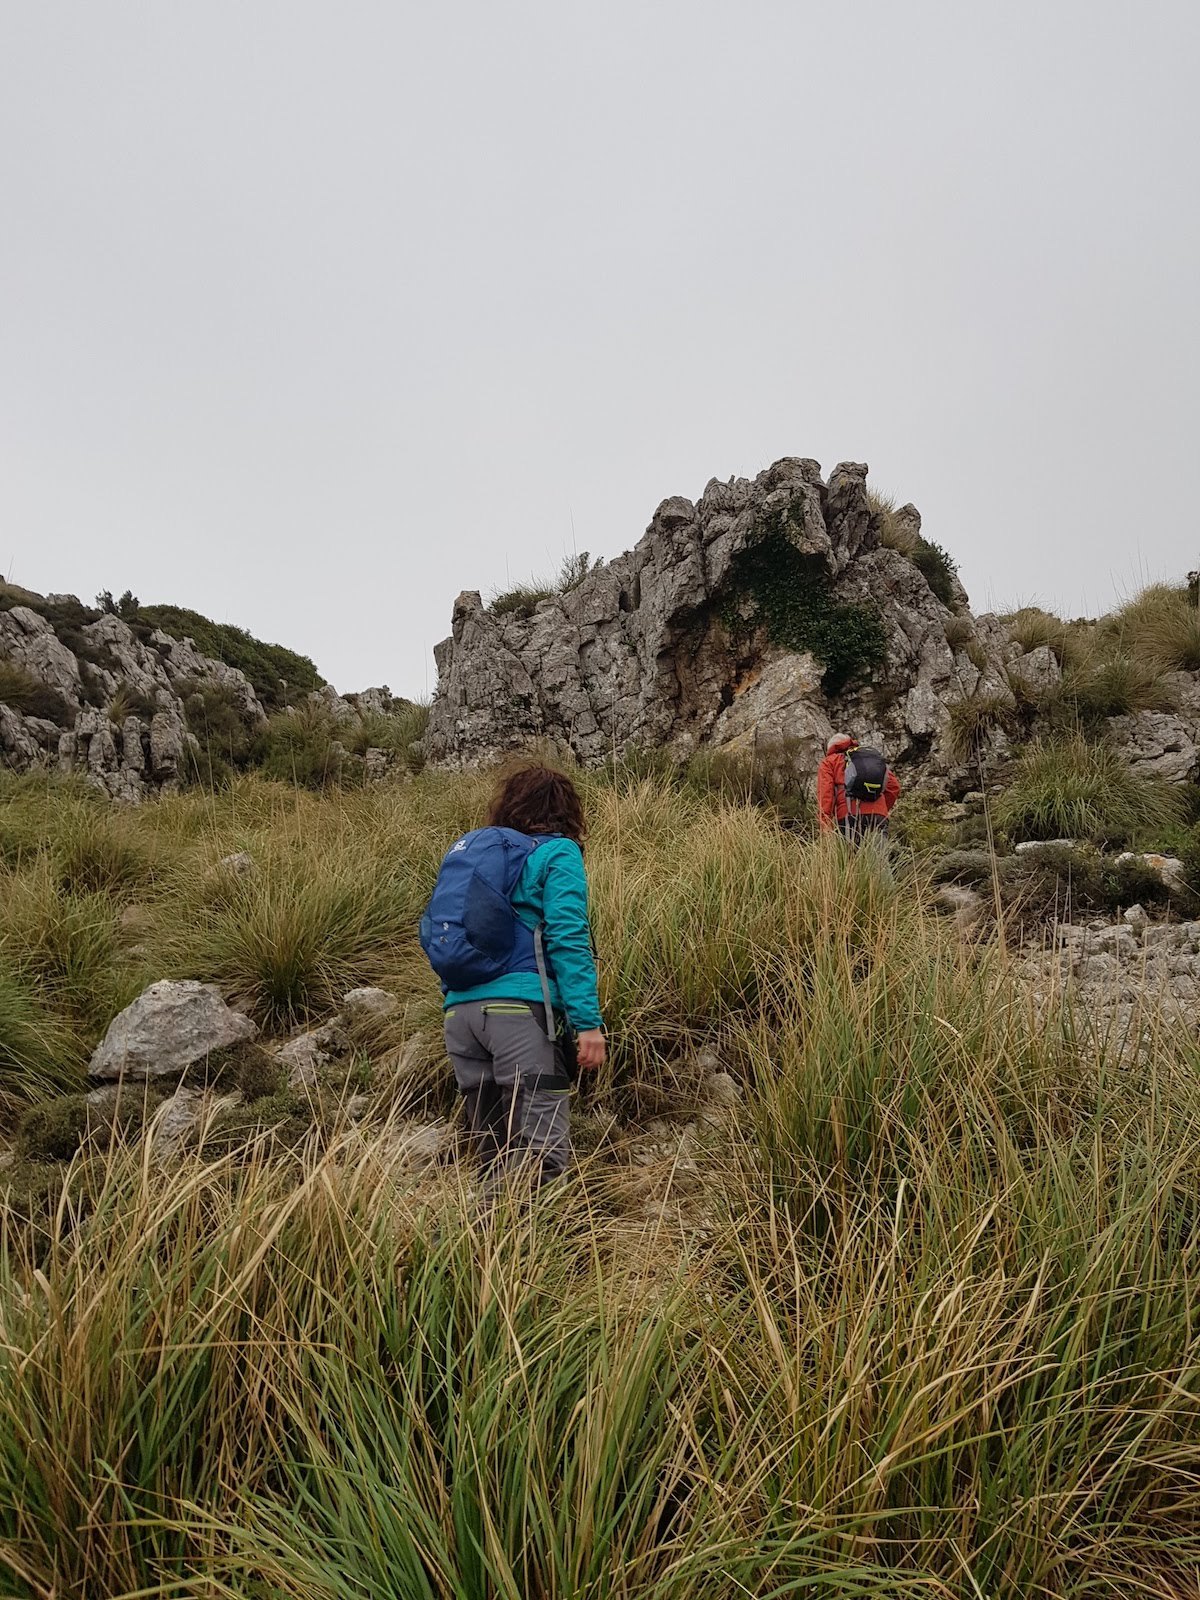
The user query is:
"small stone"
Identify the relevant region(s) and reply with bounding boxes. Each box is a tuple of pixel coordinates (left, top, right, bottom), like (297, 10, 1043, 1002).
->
(389, 1120, 452, 1168)
(1014, 839, 1077, 854)
(705, 1072, 742, 1107)
(1087, 926, 1139, 960)
(933, 883, 987, 933)
(341, 987, 399, 1027)
(1078, 954, 1122, 983)
(1123, 904, 1149, 935)
(690, 1045, 723, 1078)
(217, 851, 256, 877)
(1143, 925, 1187, 951)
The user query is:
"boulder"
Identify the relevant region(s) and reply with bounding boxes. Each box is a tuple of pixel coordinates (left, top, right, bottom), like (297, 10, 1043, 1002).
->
(705, 1072, 742, 1108)
(1107, 713, 1199, 785)
(90, 980, 257, 1082)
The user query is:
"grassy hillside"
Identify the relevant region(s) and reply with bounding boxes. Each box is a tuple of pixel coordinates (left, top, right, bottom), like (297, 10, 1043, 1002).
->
(1, 768, 1199, 1596)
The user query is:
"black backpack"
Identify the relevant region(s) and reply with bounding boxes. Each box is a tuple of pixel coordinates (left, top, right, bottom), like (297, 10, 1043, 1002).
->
(842, 746, 888, 802)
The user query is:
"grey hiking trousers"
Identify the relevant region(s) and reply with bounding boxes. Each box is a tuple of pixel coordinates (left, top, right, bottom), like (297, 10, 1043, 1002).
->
(443, 999, 573, 1185)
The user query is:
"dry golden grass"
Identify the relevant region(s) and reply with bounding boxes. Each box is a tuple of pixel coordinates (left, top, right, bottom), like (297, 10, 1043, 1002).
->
(1, 769, 1200, 1596)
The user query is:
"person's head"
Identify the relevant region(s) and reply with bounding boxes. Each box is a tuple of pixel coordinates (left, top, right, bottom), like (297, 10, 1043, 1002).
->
(826, 732, 856, 753)
(487, 763, 586, 843)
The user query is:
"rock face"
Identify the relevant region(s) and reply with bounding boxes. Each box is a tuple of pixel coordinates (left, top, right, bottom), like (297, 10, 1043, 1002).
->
(90, 980, 258, 1082)
(1019, 916, 1200, 1033)
(0, 594, 267, 802)
(426, 457, 1057, 788)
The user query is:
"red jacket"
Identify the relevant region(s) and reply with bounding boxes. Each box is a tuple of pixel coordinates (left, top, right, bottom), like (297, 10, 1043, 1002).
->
(817, 737, 901, 830)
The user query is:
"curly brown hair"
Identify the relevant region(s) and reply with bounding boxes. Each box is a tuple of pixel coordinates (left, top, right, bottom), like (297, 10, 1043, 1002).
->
(487, 764, 586, 843)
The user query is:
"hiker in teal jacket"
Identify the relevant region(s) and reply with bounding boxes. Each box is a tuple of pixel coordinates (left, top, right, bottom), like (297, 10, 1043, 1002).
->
(440, 765, 605, 1185)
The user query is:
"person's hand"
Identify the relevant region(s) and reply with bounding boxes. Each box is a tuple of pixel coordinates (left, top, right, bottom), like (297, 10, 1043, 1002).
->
(576, 1029, 606, 1070)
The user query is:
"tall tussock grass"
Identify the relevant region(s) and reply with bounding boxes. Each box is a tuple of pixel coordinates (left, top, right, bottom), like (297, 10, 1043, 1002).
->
(3, 1000, 1200, 1597)
(2, 767, 1200, 1595)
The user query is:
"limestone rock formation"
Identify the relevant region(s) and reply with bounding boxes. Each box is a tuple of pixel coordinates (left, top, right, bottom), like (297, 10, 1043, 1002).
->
(0, 592, 266, 801)
(426, 457, 1049, 788)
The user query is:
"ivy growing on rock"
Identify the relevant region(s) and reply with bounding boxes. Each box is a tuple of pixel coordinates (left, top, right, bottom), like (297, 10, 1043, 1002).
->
(722, 531, 887, 693)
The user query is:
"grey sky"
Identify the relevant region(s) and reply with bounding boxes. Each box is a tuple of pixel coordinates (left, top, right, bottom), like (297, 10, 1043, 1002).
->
(2, 1, 1197, 699)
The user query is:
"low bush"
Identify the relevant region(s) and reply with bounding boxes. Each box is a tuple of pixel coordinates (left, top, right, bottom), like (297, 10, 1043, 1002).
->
(489, 579, 557, 618)
(995, 844, 1189, 925)
(912, 536, 959, 607)
(105, 679, 160, 723)
(930, 846, 996, 886)
(176, 848, 416, 1029)
(490, 552, 604, 619)
(1109, 582, 1200, 673)
(16, 1095, 90, 1162)
(0, 968, 79, 1114)
(0, 871, 141, 1042)
(1001, 605, 1088, 668)
(997, 734, 1184, 847)
(682, 741, 815, 828)
(1058, 651, 1174, 719)
(181, 681, 256, 786)
(138, 604, 322, 711)
(868, 488, 918, 553)
(343, 699, 431, 771)
(943, 615, 976, 649)
(1173, 820, 1200, 889)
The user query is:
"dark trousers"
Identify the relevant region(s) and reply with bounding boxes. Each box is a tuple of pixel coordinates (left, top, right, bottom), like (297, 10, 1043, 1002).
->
(443, 999, 573, 1186)
(840, 812, 889, 843)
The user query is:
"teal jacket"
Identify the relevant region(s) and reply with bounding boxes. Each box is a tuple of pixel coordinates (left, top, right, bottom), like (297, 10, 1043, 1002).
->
(442, 836, 603, 1031)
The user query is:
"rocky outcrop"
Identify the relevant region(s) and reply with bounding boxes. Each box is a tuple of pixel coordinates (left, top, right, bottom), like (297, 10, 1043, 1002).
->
(1018, 912, 1200, 1034)
(426, 457, 1056, 788)
(0, 593, 266, 801)
(1108, 686, 1200, 786)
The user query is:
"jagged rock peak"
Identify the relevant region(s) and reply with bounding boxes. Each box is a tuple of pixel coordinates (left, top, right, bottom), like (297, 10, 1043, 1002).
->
(425, 456, 1012, 786)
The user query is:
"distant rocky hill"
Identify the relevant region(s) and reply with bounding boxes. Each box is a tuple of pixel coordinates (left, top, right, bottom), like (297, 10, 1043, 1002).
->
(0, 585, 420, 799)
(426, 456, 1200, 794)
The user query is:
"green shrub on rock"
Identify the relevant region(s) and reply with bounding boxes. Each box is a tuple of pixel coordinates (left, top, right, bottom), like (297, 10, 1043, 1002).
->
(723, 534, 887, 693)
(911, 536, 959, 608)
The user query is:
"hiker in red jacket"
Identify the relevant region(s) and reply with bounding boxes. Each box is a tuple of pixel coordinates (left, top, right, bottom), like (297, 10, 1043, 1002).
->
(817, 733, 901, 840)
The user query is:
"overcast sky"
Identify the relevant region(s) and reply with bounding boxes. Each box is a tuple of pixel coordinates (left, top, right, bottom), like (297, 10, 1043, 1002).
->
(2, 2, 1197, 698)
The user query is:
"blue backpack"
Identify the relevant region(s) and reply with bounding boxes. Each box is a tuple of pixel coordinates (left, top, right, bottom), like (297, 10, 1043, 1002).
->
(419, 826, 556, 1015)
